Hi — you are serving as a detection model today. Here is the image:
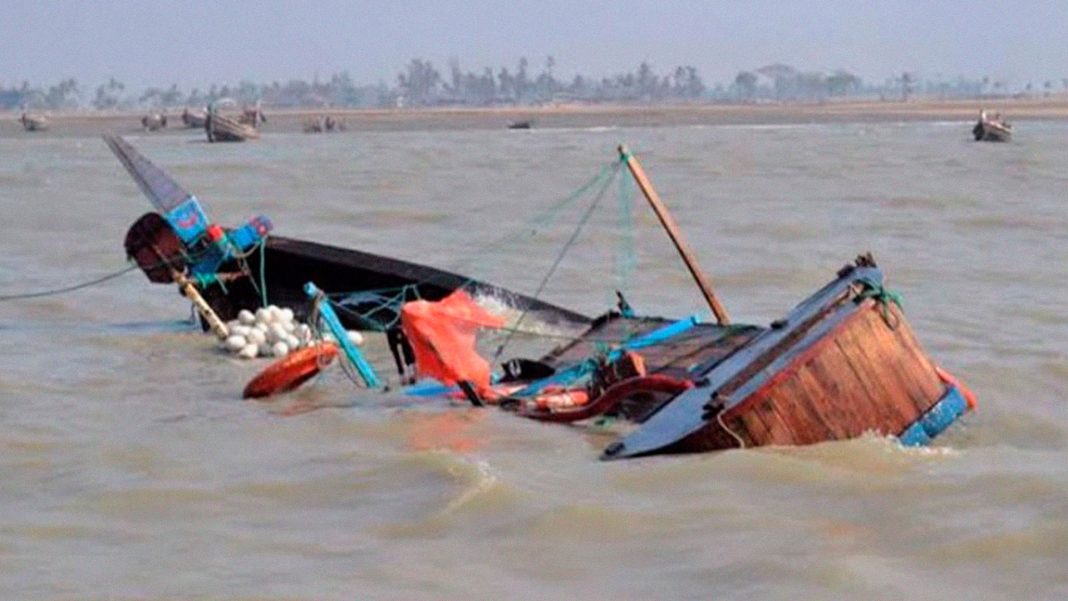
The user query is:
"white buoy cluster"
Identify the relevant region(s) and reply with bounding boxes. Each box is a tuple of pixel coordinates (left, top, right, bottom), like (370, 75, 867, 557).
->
(219, 305, 364, 360)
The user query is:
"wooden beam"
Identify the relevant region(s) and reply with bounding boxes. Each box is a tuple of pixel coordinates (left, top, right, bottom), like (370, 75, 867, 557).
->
(618, 145, 730, 325)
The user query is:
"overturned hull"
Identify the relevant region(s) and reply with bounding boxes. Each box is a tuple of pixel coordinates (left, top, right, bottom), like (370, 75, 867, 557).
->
(107, 134, 588, 332)
(600, 259, 969, 459)
(200, 235, 590, 331)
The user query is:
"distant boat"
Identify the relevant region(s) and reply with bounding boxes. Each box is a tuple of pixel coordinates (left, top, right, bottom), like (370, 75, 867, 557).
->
(141, 113, 167, 131)
(973, 110, 1011, 142)
(180, 108, 207, 129)
(205, 101, 264, 142)
(303, 114, 345, 133)
(507, 120, 532, 130)
(18, 112, 49, 132)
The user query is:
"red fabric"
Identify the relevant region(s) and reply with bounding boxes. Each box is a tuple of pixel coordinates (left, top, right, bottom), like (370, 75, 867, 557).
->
(400, 291, 506, 395)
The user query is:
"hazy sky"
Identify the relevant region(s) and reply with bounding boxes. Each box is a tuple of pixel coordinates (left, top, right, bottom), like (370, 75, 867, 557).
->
(4, 0, 1066, 90)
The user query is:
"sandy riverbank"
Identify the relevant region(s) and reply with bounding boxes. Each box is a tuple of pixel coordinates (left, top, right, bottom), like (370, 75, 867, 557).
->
(4, 97, 1068, 137)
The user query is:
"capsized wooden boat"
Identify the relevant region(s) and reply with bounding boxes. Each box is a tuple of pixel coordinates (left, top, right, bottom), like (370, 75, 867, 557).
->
(600, 256, 972, 458)
(393, 146, 973, 458)
(19, 112, 49, 132)
(973, 110, 1011, 142)
(105, 135, 589, 332)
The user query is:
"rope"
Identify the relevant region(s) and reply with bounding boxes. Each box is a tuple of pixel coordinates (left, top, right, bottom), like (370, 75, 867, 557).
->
(442, 160, 622, 275)
(257, 235, 269, 307)
(855, 276, 903, 328)
(0, 263, 140, 302)
(716, 410, 746, 449)
(492, 160, 623, 362)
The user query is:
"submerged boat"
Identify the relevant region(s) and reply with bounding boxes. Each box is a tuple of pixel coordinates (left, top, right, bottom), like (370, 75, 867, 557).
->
(106, 135, 589, 332)
(247, 146, 974, 458)
(107, 134, 972, 458)
(973, 109, 1012, 142)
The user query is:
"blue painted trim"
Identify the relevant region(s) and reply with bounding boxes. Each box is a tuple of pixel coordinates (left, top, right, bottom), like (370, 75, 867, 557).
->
(898, 385, 967, 446)
(304, 282, 381, 388)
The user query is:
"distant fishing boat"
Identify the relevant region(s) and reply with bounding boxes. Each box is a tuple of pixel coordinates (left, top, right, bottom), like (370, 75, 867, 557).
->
(18, 112, 49, 132)
(141, 113, 167, 131)
(204, 100, 264, 142)
(508, 120, 532, 130)
(303, 114, 345, 133)
(180, 108, 207, 129)
(104, 134, 974, 459)
(246, 145, 975, 459)
(973, 109, 1011, 142)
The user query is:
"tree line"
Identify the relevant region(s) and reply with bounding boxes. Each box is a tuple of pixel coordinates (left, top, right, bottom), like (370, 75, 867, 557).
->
(2, 58, 1065, 111)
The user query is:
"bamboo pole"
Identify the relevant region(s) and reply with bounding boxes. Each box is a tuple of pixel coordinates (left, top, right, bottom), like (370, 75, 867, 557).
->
(618, 145, 730, 325)
(174, 271, 230, 340)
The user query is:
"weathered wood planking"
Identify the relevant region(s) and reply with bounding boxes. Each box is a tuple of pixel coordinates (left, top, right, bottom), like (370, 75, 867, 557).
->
(719, 301, 944, 447)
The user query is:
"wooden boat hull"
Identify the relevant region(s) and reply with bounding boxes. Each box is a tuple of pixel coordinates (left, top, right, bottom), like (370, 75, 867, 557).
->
(206, 113, 259, 142)
(198, 235, 591, 331)
(603, 259, 966, 459)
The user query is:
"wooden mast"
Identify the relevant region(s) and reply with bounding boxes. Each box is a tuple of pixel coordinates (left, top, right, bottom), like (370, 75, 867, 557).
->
(618, 145, 730, 325)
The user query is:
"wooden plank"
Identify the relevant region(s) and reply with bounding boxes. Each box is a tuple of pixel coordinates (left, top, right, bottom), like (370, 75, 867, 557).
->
(854, 308, 939, 422)
(620, 145, 730, 325)
(807, 341, 888, 438)
(832, 309, 922, 433)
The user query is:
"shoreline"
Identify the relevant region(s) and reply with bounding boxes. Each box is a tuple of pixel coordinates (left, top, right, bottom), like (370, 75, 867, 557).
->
(4, 97, 1068, 137)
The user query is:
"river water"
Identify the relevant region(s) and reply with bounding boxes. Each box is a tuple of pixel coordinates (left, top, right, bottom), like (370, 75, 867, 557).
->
(1, 120, 1067, 600)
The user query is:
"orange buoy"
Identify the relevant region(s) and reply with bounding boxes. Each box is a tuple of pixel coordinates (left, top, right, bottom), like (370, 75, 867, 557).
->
(242, 342, 338, 399)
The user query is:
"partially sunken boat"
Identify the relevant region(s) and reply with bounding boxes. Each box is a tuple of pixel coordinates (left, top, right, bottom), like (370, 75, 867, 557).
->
(105, 135, 589, 332)
(245, 145, 975, 458)
(107, 135, 972, 458)
(973, 109, 1011, 142)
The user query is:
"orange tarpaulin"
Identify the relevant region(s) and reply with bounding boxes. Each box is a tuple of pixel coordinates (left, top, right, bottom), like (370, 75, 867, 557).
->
(400, 291, 507, 395)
